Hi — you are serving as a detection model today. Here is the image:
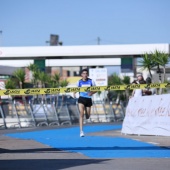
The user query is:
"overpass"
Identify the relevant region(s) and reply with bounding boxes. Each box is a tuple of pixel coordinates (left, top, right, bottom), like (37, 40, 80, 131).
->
(0, 44, 169, 67)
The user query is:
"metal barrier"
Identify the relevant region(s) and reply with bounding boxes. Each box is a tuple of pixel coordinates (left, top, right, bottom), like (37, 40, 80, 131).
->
(0, 96, 125, 129)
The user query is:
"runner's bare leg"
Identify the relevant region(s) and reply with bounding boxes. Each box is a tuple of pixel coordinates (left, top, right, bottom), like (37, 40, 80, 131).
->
(78, 103, 85, 132)
(85, 107, 91, 119)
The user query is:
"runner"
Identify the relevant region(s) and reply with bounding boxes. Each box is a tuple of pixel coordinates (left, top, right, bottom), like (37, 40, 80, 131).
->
(73, 69, 96, 137)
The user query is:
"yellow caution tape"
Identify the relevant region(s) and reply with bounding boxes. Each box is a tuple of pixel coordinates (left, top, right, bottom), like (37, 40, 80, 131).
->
(0, 83, 170, 96)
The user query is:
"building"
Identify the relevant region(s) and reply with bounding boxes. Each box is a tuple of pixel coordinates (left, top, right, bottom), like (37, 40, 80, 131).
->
(0, 43, 169, 82)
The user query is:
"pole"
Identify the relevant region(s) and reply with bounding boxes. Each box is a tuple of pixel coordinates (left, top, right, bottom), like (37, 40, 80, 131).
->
(0, 30, 2, 46)
(97, 37, 100, 45)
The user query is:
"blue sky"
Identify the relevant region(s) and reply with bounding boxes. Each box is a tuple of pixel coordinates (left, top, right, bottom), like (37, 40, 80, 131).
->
(0, 0, 170, 46)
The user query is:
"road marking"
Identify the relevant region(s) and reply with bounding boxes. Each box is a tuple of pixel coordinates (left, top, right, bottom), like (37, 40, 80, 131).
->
(148, 142, 159, 145)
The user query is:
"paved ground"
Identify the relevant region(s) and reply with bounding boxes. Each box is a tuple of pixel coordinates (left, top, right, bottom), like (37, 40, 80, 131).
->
(0, 123, 170, 170)
(90, 129, 170, 148)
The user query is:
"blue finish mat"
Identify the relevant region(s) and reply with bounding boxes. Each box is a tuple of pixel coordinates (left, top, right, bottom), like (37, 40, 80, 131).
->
(6, 125, 170, 158)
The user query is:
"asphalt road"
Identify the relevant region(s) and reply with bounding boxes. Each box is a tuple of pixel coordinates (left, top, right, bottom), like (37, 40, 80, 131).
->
(0, 123, 170, 170)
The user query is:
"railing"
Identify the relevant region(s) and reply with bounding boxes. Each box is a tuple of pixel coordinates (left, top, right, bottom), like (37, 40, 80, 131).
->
(0, 95, 125, 129)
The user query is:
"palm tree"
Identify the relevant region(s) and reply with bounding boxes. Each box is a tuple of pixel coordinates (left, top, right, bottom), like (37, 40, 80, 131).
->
(38, 71, 50, 88)
(152, 50, 169, 83)
(60, 79, 69, 88)
(27, 63, 38, 73)
(27, 64, 39, 88)
(52, 73, 60, 83)
(47, 73, 61, 104)
(13, 69, 26, 89)
(13, 69, 26, 103)
(5, 78, 16, 89)
(49, 73, 60, 88)
(5, 78, 16, 101)
(139, 53, 156, 80)
(122, 76, 130, 85)
(108, 73, 122, 85)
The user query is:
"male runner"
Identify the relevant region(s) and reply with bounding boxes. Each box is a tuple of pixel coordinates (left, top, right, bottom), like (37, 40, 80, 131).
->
(73, 69, 96, 137)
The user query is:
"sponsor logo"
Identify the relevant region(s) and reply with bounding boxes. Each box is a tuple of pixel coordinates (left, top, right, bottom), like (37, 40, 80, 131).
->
(125, 84, 141, 90)
(104, 85, 121, 90)
(91, 87, 100, 91)
(3, 89, 20, 95)
(145, 84, 160, 89)
(165, 83, 170, 88)
(44, 89, 51, 94)
(130, 84, 141, 89)
(125, 85, 131, 90)
(44, 89, 60, 94)
(110, 85, 121, 90)
(51, 88, 60, 93)
(87, 86, 100, 91)
(64, 87, 80, 93)
(104, 86, 110, 90)
(30, 89, 40, 93)
(24, 89, 30, 94)
(84, 87, 91, 92)
(24, 89, 41, 94)
(84, 86, 100, 92)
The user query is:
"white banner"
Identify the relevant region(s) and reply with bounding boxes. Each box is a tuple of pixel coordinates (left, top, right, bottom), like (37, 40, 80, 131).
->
(89, 68, 108, 86)
(121, 94, 170, 136)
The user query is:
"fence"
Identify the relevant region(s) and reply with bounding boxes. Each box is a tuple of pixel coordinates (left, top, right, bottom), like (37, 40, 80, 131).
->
(0, 95, 125, 129)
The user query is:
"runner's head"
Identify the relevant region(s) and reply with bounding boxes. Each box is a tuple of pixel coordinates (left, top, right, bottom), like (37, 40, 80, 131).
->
(81, 69, 88, 80)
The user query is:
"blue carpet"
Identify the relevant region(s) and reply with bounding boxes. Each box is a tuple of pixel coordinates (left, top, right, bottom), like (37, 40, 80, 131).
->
(6, 125, 170, 158)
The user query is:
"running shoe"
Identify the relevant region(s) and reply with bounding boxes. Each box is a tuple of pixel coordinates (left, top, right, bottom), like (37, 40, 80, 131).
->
(80, 131, 85, 137)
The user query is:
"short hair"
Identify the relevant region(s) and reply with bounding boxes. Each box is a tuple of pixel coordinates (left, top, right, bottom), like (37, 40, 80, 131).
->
(132, 80, 137, 84)
(146, 77, 152, 84)
(139, 80, 146, 84)
(81, 68, 88, 74)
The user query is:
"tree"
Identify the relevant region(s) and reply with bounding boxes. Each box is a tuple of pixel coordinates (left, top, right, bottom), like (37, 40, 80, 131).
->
(37, 71, 50, 88)
(139, 53, 156, 80)
(5, 78, 16, 89)
(4, 78, 16, 100)
(152, 50, 169, 83)
(122, 76, 130, 85)
(49, 73, 60, 88)
(108, 73, 123, 103)
(27, 63, 38, 73)
(13, 69, 26, 89)
(108, 73, 122, 85)
(60, 79, 69, 87)
(27, 64, 39, 88)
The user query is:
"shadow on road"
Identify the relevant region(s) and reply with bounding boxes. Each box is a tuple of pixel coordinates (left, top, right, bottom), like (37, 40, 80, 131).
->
(0, 145, 169, 154)
(0, 159, 110, 170)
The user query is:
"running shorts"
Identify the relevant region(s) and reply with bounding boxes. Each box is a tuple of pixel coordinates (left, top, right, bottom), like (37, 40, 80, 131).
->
(78, 96, 93, 107)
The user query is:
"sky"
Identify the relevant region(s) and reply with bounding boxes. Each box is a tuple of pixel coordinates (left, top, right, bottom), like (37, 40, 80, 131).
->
(0, 0, 170, 47)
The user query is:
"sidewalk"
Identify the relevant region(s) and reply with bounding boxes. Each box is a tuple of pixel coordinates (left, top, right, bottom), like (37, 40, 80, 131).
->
(0, 123, 170, 170)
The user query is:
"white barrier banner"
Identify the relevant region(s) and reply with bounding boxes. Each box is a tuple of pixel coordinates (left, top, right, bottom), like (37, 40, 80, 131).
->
(121, 94, 170, 136)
